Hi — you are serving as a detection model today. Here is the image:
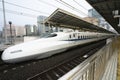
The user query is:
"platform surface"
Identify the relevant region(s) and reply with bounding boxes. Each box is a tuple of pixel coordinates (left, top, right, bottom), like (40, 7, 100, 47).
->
(117, 37, 120, 80)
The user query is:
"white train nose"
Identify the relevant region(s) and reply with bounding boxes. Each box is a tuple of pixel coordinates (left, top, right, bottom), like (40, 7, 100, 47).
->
(1, 49, 35, 63)
(1, 51, 20, 63)
(1, 49, 11, 62)
(1, 51, 8, 63)
(1, 52, 19, 63)
(1, 50, 15, 63)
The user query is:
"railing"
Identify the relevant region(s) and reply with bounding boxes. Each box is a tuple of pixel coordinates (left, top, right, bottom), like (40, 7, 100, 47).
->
(58, 39, 116, 80)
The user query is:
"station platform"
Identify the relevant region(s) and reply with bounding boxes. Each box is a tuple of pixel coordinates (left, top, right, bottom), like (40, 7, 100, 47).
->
(104, 37, 120, 80)
(117, 37, 120, 80)
(102, 37, 120, 80)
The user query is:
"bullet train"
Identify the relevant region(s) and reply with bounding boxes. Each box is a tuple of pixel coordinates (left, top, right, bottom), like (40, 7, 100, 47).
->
(1, 32, 114, 63)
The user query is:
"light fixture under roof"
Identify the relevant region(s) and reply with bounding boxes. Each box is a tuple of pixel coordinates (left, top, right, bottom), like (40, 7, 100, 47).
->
(113, 10, 120, 27)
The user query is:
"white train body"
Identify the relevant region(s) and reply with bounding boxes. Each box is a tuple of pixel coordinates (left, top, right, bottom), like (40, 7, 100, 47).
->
(1, 32, 113, 63)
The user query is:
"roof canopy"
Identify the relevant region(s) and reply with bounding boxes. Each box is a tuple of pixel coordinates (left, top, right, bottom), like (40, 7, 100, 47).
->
(44, 8, 113, 33)
(86, 0, 120, 33)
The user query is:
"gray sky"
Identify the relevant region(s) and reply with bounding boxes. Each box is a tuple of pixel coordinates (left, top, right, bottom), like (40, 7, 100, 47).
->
(0, 0, 92, 30)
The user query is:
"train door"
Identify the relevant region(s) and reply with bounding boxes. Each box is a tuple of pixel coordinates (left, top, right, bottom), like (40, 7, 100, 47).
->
(74, 33, 78, 45)
(68, 33, 73, 47)
(68, 33, 75, 46)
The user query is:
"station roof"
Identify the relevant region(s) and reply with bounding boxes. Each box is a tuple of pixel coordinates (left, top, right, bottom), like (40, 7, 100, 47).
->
(86, 0, 120, 33)
(44, 8, 113, 33)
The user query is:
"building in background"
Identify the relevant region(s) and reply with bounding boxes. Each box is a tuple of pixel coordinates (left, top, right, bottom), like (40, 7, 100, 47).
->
(0, 31, 2, 43)
(2, 25, 26, 37)
(37, 16, 49, 35)
(2, 24, 16, 44)
(2, 24, 16, 38)
(88, 9, 110, 30)
(82, 17, 99, 26)
(15, 26, 26, 37)
(37, 15, 74, 36)
(88, 9, 102, 19)
(2, 24, 26, 44)
(0, 31, 2, 37)
(25, 24, 38, 36)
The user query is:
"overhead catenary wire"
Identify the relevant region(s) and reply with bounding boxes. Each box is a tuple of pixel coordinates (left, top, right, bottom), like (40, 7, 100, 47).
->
(72, 0, 104, 19)
(0, 0, 89, 17)
(54, 0, 88, 16)
(38, 0, 58, 8)
(0, 8, 37, 18)
(72, 0, 105, 19)
(0, 1, 50, 15)
(72, 0, 88, 11)
(38, 0, 88, 16)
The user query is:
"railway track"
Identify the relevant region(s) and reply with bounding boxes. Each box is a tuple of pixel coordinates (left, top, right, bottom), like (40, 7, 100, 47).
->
(0, 40, 106, 80)
(27, 44, 102, 80)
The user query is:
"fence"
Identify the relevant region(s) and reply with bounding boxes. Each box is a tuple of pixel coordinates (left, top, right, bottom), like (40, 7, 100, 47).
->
(59, 38, 116, 80)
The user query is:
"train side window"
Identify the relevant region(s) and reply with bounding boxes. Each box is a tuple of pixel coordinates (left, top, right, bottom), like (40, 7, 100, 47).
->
(78, 36, 80, 39)
(69, 35, 71, 38)
(73, 34, 75, 37)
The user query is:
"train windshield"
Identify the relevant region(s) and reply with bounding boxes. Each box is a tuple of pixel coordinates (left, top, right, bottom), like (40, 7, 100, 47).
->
(42, 33, 57, 38)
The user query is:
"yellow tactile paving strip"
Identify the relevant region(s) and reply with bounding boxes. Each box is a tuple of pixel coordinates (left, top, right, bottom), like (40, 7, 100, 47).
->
(117, 37, 120, 80)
